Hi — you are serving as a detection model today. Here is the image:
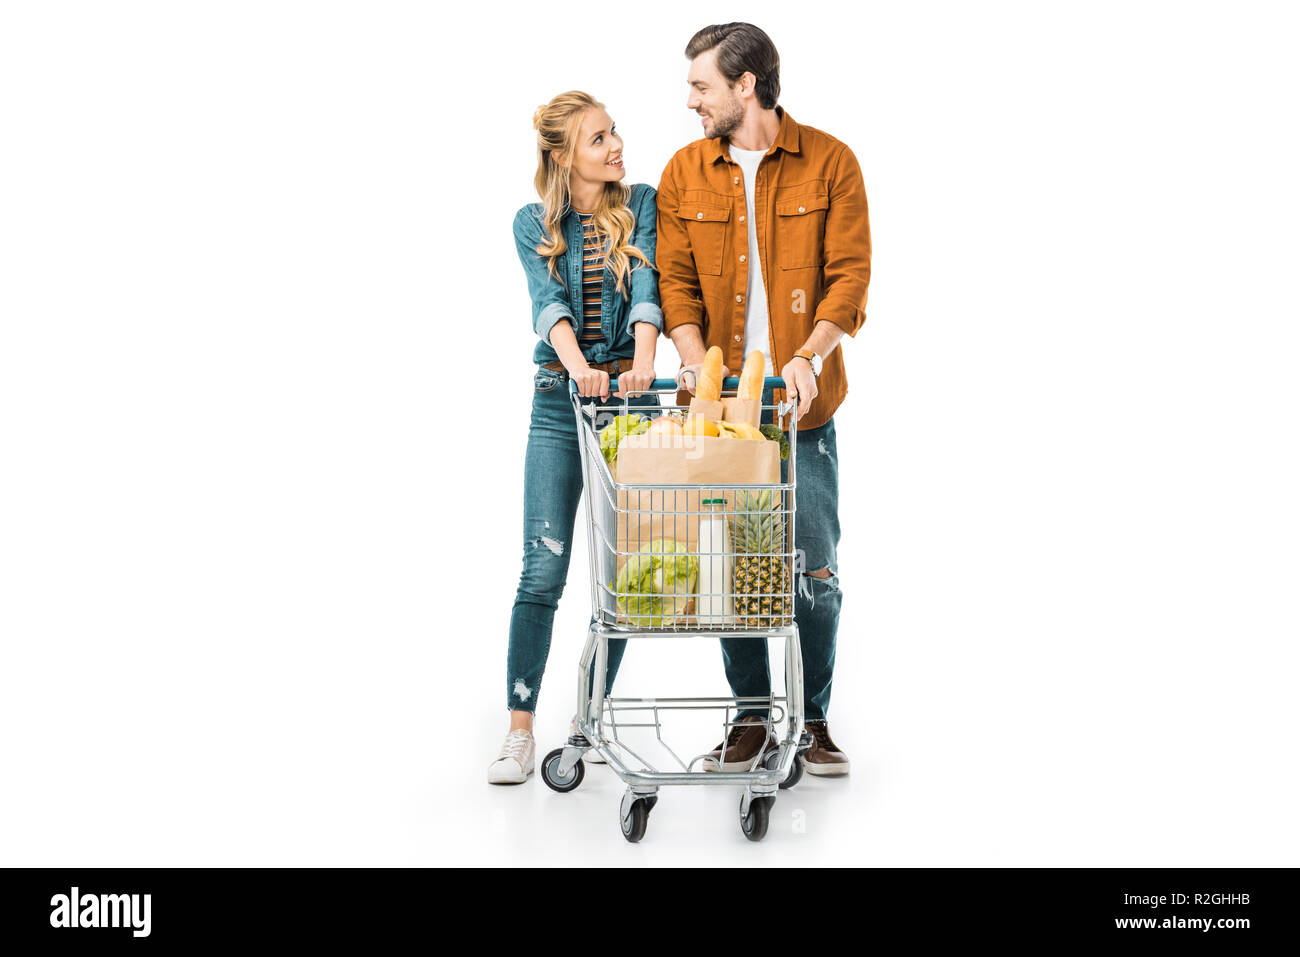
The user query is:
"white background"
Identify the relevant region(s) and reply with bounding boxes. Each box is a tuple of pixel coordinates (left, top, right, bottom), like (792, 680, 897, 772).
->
(2, 0, 1297, 866)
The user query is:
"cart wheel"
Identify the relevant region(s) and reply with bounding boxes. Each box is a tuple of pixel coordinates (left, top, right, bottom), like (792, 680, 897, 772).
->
(740, 794, 773, 841)
(764, 749, 805, 790)
(541, 748, 585, 793)
(621, 796, 654, 843)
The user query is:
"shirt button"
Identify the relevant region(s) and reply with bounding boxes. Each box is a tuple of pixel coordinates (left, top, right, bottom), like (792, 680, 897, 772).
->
(736, 295, 743, 303)
(733, 177, 739, 185)
(734, 334, 742, 342)
(798, 206, 806, 213)
(738, 214, 745, 223)
(739, 254, 746, 263)
(696, 212, 704, 220)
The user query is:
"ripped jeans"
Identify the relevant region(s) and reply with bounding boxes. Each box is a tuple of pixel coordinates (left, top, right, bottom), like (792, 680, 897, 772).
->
(506, 366, 660, 713)
(725, 385, 842, 722)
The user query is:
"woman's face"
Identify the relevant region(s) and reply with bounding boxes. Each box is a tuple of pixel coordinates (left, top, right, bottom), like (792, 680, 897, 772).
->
(559, 107, 624, 188)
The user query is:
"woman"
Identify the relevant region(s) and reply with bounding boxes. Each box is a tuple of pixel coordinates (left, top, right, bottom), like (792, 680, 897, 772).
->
(488, 92, 662, 784)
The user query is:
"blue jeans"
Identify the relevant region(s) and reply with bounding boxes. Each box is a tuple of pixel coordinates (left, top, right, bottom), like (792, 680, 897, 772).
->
(723, 385, 842, 722)
(506, 366, 660, 713)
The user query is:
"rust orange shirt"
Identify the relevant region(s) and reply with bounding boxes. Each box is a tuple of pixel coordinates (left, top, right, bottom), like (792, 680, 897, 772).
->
(656, 106, 872, 430)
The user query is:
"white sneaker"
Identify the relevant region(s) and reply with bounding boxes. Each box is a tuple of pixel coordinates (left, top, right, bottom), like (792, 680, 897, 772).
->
(487, 729, 535, 784)
(571, 715, 606, 764)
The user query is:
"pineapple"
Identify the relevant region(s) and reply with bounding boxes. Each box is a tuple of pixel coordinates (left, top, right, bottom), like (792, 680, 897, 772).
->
(731, 490, 791, 627)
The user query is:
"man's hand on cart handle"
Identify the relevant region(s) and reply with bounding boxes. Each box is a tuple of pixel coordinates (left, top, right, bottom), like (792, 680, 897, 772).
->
(570, 364, 611, 401)
(780, 355, 819, 420)
(676, 361, 730, 396)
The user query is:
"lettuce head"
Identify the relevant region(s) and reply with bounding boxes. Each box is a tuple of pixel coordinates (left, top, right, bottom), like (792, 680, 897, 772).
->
(614, 539, 699, 626)
(598, 413, 650, 470)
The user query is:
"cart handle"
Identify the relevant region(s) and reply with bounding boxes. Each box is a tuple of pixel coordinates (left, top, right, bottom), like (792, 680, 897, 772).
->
(566, 376, 786, 395)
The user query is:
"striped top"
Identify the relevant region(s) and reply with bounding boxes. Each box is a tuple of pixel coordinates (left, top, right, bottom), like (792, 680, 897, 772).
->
(576, 211, 607, 344)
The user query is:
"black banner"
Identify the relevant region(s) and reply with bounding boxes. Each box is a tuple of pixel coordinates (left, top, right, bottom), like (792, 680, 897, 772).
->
(0, 867, 1294, 945)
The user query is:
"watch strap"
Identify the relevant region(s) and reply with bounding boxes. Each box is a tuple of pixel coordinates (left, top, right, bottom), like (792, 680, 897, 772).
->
(794, 348, 821, 376)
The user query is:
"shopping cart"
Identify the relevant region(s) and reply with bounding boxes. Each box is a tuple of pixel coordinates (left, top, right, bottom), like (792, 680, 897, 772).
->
(539, 376, 812, 842)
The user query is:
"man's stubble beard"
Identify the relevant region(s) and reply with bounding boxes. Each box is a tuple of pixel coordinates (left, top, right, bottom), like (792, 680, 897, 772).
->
(704, 94, 745, 140)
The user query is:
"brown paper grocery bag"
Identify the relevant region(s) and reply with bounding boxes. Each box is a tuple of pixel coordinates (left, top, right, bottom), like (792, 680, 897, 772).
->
(607, 434, 780, 624)
(688, 396, 724, 421)
(721, 396, 761, 428)
(685, 396, 758, 428)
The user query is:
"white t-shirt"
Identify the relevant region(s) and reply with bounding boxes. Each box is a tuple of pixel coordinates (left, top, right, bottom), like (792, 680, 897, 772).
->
(728, 145, 773, 377)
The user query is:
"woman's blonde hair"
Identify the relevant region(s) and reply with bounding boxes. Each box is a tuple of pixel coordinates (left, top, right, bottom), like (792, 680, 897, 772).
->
(532, 91, 653, 296)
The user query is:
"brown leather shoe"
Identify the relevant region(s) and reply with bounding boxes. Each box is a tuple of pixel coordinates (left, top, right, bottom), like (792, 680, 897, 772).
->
(802, 720, 850, 776)
(703, 716, 777, 772)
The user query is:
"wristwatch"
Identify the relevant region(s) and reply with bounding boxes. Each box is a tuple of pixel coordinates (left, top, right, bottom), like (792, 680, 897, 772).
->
(794, 348, 822, 377)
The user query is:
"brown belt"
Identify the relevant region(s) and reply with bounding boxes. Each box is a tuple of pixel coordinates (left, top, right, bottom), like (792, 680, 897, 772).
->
(540, 357, 633, 379)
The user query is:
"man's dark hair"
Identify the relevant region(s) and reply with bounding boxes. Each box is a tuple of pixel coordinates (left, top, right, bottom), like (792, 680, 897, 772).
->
(685, 23, 781, 110)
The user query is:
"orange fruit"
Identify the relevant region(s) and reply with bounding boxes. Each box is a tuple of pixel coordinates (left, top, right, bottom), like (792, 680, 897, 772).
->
(682, 416, 719, 438)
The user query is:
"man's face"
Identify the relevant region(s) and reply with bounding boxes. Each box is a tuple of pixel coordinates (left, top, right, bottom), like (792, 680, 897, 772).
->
(686, 49, 744, 140)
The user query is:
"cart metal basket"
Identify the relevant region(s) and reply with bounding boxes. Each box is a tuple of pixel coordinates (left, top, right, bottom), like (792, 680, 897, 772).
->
(539, 376, 812, 842)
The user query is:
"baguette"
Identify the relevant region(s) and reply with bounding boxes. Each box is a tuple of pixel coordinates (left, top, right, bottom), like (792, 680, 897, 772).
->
(738, 350, 765, 401)
(697, 346, 724, 402)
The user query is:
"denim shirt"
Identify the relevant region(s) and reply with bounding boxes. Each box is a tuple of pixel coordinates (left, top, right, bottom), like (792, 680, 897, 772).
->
(512, 182, 663, 366)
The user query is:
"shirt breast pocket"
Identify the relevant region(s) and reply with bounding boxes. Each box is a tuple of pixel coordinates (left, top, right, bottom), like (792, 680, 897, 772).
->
(775, 183, 829, 270)
(676, 201, 730, 276)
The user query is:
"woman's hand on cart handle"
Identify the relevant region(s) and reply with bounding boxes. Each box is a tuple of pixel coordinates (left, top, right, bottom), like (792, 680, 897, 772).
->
(570, 364, 610, 401)
(612, 363, 656, 399)
(612, 378, 689, 392)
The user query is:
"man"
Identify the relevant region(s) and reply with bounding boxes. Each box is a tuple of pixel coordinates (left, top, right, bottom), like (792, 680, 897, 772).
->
(656, 23, 871, 775)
